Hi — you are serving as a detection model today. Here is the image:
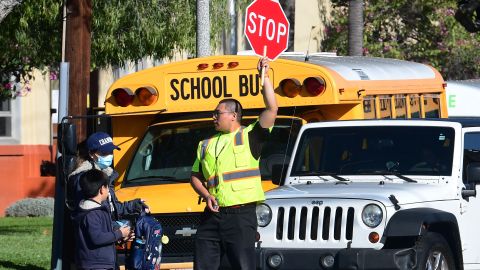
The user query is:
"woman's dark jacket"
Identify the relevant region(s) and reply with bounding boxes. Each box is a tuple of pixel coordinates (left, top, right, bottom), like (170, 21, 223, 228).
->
(67, 160, 142, 221)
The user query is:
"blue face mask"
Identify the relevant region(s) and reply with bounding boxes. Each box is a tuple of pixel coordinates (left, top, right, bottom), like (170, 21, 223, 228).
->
(96, 154, 113, 169)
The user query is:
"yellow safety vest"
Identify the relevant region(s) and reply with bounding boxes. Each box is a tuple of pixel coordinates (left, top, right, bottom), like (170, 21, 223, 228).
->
(197, 123, 265, 207)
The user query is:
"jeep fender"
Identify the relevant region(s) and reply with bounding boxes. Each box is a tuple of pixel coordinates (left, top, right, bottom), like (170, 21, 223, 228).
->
(383, 207, 463, 270)
(384, 208, 458, 237)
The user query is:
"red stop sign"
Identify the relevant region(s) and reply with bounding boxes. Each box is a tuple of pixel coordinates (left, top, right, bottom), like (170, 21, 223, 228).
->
(244, 0, 290, 60)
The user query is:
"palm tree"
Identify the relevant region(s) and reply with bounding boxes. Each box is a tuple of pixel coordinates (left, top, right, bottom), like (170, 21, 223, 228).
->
(348, 0, 364, 56)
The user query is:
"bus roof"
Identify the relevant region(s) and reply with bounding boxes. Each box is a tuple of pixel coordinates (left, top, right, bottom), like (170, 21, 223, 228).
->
(281, 55, 436, 81)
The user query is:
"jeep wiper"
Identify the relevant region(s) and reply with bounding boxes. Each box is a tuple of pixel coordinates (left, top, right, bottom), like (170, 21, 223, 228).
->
(127, 175, 189, 183)
(297, 171, 349, 182)
(359, 171, 417, 183)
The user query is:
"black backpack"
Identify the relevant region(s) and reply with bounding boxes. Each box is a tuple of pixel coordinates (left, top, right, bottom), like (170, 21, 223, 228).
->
(126, 213, 163, 270)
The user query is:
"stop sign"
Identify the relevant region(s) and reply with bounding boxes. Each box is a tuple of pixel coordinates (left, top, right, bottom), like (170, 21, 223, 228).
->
(244, 0, 290, 60)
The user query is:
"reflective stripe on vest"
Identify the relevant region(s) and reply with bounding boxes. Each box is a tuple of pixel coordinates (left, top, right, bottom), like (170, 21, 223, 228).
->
(207, 175, 219, 188)
(207, 168, 260, 187)
(223, 168, 260, 182)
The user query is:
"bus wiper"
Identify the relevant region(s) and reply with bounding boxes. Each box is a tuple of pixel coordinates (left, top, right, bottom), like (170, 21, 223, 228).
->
(297, 171, 349, 182)
(127, 176, 189, 183)
(359, 171, 417, 183)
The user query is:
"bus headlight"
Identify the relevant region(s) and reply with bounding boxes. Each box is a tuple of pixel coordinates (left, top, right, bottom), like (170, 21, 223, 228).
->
(362, 204, 383, 228)
(256, 203, 272, 227)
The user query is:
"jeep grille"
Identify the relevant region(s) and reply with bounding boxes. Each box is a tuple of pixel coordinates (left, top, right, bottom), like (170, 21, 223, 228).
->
(275, 206, 355, 241)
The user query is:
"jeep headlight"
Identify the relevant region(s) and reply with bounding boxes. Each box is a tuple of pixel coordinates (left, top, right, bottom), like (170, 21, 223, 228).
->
(362, 204, 383, 228)
(256, 203, 272, 227)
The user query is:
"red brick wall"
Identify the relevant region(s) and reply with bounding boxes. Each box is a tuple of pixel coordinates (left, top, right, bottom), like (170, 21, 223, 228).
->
(0, 145, 56, 216)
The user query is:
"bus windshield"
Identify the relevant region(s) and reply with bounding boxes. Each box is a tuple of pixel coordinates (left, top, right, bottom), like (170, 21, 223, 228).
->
(124, 118, 302, 186)
(291, 126, 455, 177)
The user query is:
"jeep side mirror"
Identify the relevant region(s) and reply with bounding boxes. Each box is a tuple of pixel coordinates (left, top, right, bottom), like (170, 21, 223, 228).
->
(462, 162, 480, 199)
(271, 164, 288, 185)
(467, 162, 480, 184)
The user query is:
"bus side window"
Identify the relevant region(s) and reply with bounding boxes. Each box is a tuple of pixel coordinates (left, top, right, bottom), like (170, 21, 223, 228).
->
(463, 133, 480, 184)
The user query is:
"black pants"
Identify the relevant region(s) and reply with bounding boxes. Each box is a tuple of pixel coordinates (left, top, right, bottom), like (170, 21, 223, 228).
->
(194, 204, 257, 270)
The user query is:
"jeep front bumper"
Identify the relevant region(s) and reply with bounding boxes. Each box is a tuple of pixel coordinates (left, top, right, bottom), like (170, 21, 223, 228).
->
(256, 247, 416, 270)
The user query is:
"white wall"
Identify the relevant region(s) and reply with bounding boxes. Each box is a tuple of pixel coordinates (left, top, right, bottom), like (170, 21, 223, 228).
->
(294, 0, 332, 53)
(20, 70, 52, 145)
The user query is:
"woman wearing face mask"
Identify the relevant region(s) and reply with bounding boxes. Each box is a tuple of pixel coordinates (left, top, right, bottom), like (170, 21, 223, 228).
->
(67, 132, 149, 269)
(68, 132, 149, 219)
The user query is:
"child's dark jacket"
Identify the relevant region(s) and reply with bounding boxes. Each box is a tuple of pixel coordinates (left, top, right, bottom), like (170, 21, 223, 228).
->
(73, 199, 123, 269)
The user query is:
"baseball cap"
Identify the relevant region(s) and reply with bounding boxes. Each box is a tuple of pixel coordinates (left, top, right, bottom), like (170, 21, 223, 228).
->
(86, 132, 120, 153)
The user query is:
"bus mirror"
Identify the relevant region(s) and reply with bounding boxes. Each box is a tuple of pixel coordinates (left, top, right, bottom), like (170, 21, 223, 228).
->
(271, 164, 288, 185)
(58, 123, 77, 156)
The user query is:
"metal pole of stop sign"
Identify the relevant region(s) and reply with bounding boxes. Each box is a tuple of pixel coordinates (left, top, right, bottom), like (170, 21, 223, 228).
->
(261, 45, 267, 86)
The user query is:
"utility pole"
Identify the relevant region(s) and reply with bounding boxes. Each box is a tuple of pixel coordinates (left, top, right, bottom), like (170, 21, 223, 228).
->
(196, 0, 210, 57)
(65, 0, 92, 141)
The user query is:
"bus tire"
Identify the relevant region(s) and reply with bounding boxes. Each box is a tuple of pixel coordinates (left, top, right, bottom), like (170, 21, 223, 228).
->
(416, 232, 455, 270)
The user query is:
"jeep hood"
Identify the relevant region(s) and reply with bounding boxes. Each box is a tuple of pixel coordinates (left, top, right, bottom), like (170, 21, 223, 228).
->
(265, 182, 456, 206)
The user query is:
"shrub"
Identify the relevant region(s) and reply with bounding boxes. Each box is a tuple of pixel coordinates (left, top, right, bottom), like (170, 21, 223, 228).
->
(5, 197, 54, 217)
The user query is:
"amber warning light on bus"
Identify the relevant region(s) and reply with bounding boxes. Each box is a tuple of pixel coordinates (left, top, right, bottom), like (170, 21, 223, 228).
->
(112, 87, 158, 107)
(280, 77, 326, 98)
(198, 62, 240, 70)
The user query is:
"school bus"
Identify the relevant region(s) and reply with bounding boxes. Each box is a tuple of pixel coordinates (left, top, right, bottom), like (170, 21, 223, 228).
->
(103, 54, 447, 268)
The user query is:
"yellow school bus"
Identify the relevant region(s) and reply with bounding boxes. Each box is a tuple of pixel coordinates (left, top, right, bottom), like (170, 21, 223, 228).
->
(104, 54, 447, 268)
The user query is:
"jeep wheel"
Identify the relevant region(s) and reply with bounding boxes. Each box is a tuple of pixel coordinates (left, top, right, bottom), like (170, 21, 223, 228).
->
(417, 232, 455, 270)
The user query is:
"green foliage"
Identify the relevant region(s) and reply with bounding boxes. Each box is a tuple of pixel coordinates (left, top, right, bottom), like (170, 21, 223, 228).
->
(0, 0, 61, 100)
(322, 0, 480, 80)
(0, 217, 52, 269)
(0, 0, 246, 101)
(5, 197, 54, 217)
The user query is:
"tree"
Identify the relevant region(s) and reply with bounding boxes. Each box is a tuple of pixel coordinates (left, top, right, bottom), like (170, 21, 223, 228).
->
(322, 0, 480, 79)
(455, 0, 480, 32)
(0, 0, 245, 101)
(0, 0, 21, 22)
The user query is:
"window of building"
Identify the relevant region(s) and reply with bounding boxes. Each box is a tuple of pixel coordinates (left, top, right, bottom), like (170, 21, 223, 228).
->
(0, 98, 20, 144)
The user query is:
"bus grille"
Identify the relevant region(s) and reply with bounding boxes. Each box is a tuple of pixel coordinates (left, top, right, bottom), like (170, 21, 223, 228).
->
(154, 213, 201, 258)
(275, 206, 355, 241)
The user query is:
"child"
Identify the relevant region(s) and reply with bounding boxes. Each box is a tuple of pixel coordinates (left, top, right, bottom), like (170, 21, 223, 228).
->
(73, 169, 132, 270)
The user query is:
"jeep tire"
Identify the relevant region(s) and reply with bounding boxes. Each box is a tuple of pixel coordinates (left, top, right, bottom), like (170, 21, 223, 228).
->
(416, 232, 455, 270)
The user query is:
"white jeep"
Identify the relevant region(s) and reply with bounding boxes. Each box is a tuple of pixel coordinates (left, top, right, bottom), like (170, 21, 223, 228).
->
(255, 119, 480, 270)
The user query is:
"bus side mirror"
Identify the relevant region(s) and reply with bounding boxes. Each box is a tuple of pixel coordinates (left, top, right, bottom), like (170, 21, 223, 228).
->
(271, 164, 288, 186)
(58, 123, 77, 156)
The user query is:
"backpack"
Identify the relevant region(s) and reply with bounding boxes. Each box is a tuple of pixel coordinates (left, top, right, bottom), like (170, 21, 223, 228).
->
(126, 214, 163, 270)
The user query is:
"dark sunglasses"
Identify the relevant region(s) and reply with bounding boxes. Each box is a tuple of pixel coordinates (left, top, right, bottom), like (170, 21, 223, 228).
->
(212, 110, 234, 117)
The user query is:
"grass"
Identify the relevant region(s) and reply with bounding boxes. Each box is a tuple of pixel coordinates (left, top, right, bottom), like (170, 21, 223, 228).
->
(0, 217, 53, 270)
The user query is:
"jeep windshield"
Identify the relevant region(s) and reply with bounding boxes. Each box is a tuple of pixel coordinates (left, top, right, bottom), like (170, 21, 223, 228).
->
(291, 126, 455, 177)
(123, 118, 301, 187)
